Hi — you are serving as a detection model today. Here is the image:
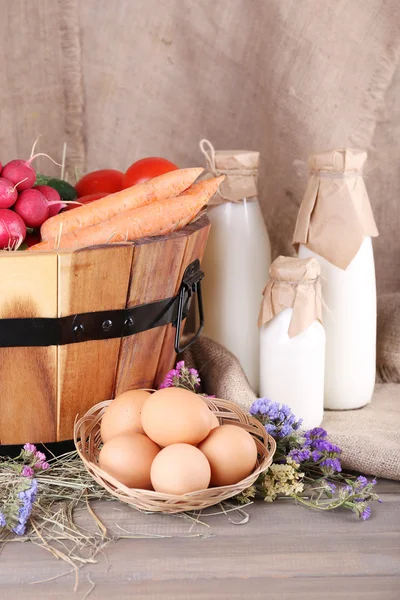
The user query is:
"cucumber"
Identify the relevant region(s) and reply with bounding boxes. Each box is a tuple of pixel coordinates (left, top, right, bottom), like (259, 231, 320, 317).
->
(34, 174, 78, 201)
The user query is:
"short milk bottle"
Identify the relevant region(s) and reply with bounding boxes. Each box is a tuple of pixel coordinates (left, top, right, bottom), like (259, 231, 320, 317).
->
(293, 149, 378, 410)
(199, 139, 271, 393)
(259, 256, 325, 429)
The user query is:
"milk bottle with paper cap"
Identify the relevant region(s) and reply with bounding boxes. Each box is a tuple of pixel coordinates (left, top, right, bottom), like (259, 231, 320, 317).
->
(259, 256, 325, 429)
(199, 139, 271, 393)
(293, 148, 378, 410)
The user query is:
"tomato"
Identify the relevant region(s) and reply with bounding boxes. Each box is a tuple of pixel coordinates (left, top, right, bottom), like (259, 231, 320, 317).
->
(62, 192, 109, 211)
(75, 169, 124, 197)
(123, 157, 179, 188)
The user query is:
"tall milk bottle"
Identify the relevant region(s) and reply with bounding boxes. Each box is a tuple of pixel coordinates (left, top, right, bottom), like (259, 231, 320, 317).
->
(293, 149, 379, 410)
(199, 139, 271, 393)
(259, 256, 325, 429)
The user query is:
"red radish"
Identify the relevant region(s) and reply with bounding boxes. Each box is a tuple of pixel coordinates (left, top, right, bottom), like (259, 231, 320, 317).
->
(14, 189, 49, 227)
(0, 177, 19, 208)
(2, 160, 36, 190)
(2, 147, 61, 191)
(34, 185, 66, 217)
(0, 209, 26, 249)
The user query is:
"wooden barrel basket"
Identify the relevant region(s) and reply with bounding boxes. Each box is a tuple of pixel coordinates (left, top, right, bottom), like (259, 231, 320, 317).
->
(0, 215, 210, 445)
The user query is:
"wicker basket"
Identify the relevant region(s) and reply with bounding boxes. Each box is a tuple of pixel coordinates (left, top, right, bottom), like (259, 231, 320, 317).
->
(74, 395, 276, 513)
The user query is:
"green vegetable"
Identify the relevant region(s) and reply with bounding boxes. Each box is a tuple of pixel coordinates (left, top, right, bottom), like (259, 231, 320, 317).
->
(34, 174, 78, 201)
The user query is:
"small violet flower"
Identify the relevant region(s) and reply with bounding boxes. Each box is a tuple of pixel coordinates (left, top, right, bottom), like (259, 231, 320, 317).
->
(250, 398, 302, 440)
(12, 478, 38, 536)
(23, 443, 37, 454)
(21, 466, 34, 478)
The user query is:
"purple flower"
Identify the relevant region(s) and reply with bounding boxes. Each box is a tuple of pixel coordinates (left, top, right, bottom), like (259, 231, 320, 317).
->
(0, 513, 6, 527)
(34, 451, 46, 463)
(189, 368, 201, 387)
(22, 466, 34, 477)
(311, 450, 322, 461)
(13, 478, 38, 536)
(23, 443, 36, 454)
(40, 462, 49, 471)
(361, 506, 371, 520)
(305, 427, 328, 440)
(320, 458, 342, 475)
(326, 481, 336, 492)
(355, 476, 369, 490)
(175, 361, 185, 372)
(288, 448, 311, 463)
(250, 398, 302, 440)
(159, 369, 178, 389)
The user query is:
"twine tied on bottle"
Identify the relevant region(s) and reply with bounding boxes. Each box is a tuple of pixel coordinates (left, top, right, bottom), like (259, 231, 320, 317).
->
(199, 139, 259, 204)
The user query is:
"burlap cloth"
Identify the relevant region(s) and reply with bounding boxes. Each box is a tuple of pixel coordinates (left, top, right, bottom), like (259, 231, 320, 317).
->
(377, 293, 400, 383)
(182, 336, 400, 481)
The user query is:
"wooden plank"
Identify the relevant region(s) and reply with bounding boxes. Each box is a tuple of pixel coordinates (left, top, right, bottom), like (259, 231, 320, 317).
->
(0, 481, 399, 597)
(114, 234, 187, 394)
(57, 244, 133, 440)
(154, 216, 210, 387)
(0, 253, 58, 444)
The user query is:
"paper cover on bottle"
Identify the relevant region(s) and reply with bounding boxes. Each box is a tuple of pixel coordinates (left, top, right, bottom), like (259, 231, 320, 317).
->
(292, 148, 379, 269)
(258, 256, 323, 338)
(199, 139, 259, 204)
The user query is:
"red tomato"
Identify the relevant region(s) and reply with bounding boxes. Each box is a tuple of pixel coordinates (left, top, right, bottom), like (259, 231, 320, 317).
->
(123, 157, 179, 188)
(62, 192, 109, 211)
(75, 169, 124, 197)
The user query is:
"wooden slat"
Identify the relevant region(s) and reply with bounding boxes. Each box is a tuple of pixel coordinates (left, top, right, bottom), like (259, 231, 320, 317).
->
(0, 480, 399, 597)
(0, 253, 58, 444)
(114, 234, 188, 394)
(154, 216, 210, 387)
(57, 244, 133, 441)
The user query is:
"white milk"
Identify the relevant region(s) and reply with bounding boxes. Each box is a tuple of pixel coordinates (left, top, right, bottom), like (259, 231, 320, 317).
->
(260, 308, 325, 429)
(201, 199, 271, 393)
(299, 237, 376, 409)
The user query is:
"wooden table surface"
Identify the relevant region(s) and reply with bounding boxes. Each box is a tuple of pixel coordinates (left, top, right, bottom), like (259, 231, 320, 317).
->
(0, 480, 399, 599)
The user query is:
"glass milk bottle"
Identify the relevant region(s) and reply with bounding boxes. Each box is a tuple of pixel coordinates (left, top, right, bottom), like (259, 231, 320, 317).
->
(293, 149, 378, 410)
(259, 256, 325, 429)
(199, 139, 271, 393)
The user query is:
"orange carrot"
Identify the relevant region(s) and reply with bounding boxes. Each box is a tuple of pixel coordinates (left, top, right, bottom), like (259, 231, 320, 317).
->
(30, 176, 224, 252)
(40, 167, 204, 242)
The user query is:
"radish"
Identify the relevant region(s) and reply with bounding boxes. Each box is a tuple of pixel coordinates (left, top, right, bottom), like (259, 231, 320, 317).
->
(2, 139, 62, 191)
(1, 160, 37, 190)
(14, 189, 49, 227)
(0, 209, 26, 250)
(0, 177, 19, 208)
(34, 185, 67, 217)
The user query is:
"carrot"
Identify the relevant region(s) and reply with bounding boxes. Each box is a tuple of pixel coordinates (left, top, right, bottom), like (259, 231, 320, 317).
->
(40, 167, 204, 242)
(30, 176, 224, 252)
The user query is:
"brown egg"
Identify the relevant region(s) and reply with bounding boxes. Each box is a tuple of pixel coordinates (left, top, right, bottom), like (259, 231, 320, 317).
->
(209, 411, 220, 430)
(100, 389, 150, 442)
(99, 432, 160, 489)
(198, 424, 258, 486)
(141, 387, 212, 447)
(151, 443, 211, 494)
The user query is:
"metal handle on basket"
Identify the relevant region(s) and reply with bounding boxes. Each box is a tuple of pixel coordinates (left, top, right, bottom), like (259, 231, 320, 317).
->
(174, 259, 204, 353)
